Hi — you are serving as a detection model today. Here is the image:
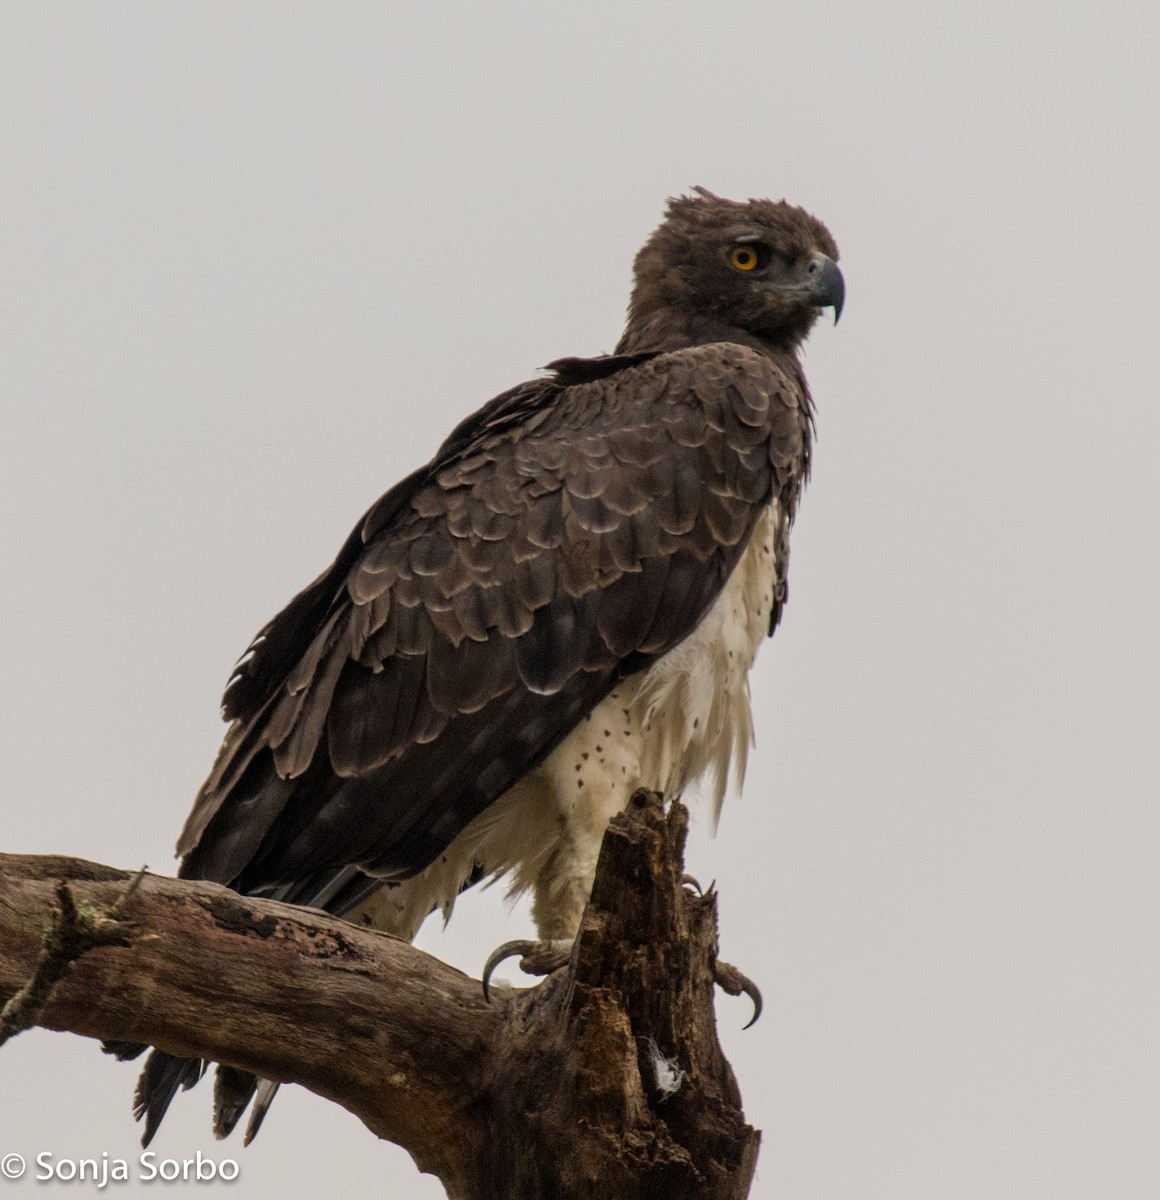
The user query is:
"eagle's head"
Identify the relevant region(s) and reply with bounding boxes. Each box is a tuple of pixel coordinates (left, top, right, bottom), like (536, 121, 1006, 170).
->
(620, 187, 843, 354)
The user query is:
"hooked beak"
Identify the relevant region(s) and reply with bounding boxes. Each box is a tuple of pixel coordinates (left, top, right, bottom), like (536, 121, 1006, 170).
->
(805, 252, 844, 324)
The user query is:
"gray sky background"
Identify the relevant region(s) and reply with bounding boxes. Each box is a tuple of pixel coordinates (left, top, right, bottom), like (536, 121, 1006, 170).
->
(1, 4, 1156, 1197)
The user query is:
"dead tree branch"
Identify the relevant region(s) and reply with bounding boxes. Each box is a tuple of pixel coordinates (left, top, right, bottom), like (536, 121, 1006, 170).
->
(0, 869, 144, 1048)
(0, 793, 759, 1199)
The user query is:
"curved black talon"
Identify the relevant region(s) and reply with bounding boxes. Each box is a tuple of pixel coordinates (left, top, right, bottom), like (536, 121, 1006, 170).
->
(714, 960, 764, 1029)
(681, 873, 705, 896)
(481, 939, 538, 1002)
(481, 938, 572, 1001)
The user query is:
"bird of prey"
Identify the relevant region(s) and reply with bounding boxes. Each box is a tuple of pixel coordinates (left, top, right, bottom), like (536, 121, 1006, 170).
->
(108, 187, 843, 1145)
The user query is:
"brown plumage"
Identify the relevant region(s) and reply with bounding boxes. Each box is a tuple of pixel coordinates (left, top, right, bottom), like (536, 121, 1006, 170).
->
(108, 188, 843, 1145)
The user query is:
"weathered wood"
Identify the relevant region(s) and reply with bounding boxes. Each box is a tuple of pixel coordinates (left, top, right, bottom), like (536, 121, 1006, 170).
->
(0, 870, 143, 1048)
(0, 793, 758, 1199)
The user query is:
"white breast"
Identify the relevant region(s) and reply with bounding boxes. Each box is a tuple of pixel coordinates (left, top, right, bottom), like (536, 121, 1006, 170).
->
(629, 500, 779, 820)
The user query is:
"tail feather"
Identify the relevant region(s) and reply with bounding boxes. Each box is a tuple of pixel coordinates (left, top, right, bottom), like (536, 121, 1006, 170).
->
(213, 1065, 259, 1140)
(102, 1039, 146, 1063)
(135, 1051, 206, 1147)
(107, 1046, 270, 1147)
(245, 1080, 282, 1145)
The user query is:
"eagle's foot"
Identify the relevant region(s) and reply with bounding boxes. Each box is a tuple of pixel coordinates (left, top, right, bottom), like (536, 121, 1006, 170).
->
(714, 960, 763, 1029)
(481, 937, 572, 1001)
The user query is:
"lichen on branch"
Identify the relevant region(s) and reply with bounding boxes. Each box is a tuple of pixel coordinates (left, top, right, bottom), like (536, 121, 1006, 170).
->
(0, 868, 145, 1048)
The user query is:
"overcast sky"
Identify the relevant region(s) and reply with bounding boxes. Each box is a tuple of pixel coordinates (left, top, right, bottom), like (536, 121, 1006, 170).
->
(1, 4, 1156, 1198)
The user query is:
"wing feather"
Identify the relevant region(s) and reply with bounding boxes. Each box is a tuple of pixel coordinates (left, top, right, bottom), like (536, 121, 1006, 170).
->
(180, 343, 811, 897)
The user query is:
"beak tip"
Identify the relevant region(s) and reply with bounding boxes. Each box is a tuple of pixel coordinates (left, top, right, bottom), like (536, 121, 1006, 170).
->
(809, 253, 845, 328)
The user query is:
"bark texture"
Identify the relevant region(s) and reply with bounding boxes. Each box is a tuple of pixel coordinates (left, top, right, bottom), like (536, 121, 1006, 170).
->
(0, 792, 758, 1199)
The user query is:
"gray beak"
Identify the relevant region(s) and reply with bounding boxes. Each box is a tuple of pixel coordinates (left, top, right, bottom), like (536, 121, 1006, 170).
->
(806, 253, 845, 324)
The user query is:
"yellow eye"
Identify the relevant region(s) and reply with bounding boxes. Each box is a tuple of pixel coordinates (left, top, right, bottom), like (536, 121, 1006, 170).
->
(730, 245, 760, 271)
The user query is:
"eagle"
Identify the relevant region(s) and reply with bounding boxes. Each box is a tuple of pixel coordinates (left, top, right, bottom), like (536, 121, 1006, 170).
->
(108, 188, 843, 1145)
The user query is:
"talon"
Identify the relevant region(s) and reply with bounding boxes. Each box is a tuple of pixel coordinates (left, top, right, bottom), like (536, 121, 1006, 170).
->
(482, 940, 538, 1002)
(714, 960, 764, 1029)
(481, 937, 573, 1001)
(681, 873, 703, 895)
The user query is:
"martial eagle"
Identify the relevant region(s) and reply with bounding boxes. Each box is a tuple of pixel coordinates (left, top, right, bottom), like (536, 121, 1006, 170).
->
(109, 188, 843, 1144)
